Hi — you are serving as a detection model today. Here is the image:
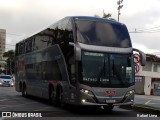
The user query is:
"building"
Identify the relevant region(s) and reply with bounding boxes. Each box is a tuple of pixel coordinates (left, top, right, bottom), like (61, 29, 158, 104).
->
(135, 53, 160, 96)
(0, 29, 6, 58)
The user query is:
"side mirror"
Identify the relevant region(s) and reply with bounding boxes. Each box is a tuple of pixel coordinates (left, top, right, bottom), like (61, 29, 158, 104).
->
(69, 42, 81, 61)
(133, 48, 146, 66)
(69, 42, 75, 46)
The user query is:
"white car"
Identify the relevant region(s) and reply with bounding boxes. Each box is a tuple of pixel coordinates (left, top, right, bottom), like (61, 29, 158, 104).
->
(0, 75, 14, 87)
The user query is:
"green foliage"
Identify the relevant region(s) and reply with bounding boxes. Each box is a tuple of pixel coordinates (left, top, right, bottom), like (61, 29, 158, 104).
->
(102, 12, 112, 18)
(3, 50, 15, 74)
(3, 50, 15, 58)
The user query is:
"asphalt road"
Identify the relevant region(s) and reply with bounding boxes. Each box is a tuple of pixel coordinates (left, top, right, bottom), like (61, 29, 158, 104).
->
(0, 87, 159, 120)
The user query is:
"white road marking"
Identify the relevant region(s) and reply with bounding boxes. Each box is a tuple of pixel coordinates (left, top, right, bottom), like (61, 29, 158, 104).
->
(145, 100, 151, 105)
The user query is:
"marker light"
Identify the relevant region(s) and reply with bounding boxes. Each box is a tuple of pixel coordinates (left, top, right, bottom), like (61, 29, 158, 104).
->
(82, 99, 86, 103)
(125, 90, 135, 97)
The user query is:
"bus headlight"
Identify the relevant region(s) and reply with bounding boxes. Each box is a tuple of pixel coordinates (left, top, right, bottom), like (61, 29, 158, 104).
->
(82, 99, 86, 103)
(80, 89, 94, 97)
(0, 80, 2, 85)
(125, 90, 134, 97)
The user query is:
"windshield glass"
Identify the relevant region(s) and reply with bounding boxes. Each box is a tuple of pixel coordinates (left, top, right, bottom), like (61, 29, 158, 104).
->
(75, 20, 131, 48)
(0, 76, 11, 79)
(79, 51, 134, 87)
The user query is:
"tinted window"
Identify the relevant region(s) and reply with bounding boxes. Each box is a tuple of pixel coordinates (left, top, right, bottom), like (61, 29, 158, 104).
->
(79, 51, 134, 87)
(0, 76, 11, 79)
(16, 18, 74, 56)
(42, 61, 61, 80)
(76, 20, 131, 48)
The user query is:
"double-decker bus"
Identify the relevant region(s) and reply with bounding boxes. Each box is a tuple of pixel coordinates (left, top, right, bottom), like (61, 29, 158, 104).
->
(15, 16, 146, 110)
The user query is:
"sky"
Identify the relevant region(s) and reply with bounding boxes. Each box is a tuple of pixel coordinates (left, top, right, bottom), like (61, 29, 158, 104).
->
(0, 0, 160, 54)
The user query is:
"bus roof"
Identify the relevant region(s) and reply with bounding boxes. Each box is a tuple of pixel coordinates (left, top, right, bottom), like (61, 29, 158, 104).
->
(70, 16, 118, 23)
(16, 16, 122, 45)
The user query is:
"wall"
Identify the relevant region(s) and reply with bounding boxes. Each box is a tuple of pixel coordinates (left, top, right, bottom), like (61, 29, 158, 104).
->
(135, 61, 160, 95)
(0, 29, 6, 57)
(144, 76, 152, 95)
(135, 76, 144, 94)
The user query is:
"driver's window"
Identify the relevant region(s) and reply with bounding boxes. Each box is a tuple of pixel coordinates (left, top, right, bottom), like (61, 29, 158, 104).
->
(69, 56, 76, 85)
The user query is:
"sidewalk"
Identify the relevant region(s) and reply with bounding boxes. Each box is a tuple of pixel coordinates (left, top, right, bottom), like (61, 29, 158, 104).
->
(133, 94, 160, 112)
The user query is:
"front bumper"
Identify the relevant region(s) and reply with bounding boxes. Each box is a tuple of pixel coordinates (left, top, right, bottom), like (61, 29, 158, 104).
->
(79, 92, 134, 106)
(80, 101, 133, 106)
(0, 83, 13, 87)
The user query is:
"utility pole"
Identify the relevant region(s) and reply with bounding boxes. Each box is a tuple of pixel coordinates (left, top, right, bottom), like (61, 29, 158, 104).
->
(117, 0, 123, 21)
(10, 58, 12, 75)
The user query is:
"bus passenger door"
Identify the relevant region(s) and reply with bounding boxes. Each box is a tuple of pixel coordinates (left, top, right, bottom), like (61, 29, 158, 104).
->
(34, 62, 43, 97)
(67, 57, 77, 104)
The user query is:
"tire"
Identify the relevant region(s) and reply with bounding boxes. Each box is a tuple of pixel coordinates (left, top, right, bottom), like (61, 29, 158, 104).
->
(22, 84, 27, 97)
(103, 106, 114, 111)
(58, 87, 65, 107)
(49, 86, 58, 106)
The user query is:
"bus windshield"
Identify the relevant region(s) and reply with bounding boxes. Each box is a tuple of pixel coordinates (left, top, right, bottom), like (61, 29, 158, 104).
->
(75, 20, 132, 48)
(79, 51, 134, 87)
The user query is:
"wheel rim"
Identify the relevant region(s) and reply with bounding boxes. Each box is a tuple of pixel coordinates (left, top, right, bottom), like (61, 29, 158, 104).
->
(22, 85, 27, 97)
(24, 86, 27, 96)
(50, 87, 54, 103)
(24, 88, 27, 96)
(59, 88, 64, 106)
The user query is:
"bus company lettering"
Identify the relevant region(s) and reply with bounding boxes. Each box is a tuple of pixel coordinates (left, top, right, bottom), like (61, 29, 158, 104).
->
(105, 90, 116, 95)
(18, 59, 25, 71)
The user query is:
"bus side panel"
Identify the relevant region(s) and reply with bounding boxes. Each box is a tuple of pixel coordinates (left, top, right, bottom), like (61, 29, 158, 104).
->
(15, 56, 26, 92)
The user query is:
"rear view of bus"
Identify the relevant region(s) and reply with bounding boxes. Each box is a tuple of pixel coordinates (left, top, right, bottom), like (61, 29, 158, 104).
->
(72, 17, 145, 110)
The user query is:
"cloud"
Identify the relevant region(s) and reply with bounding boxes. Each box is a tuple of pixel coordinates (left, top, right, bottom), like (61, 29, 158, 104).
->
(132, 43, 160, 53)
(1, 0, 160, 53)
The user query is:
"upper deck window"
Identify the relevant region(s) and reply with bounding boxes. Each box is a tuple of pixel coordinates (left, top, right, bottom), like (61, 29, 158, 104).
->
(75, 20, 132, 48)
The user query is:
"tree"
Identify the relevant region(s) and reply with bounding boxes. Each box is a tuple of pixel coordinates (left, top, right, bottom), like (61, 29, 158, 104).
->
(3, 50, 15, 75)
(103, 12, 112, 18)
(94, 11, 112, 18)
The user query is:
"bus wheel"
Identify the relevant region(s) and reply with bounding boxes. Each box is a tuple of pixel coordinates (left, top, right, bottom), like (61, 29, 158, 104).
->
(22, 84, 27, 97)
(103, 106, 114, 111)
(58, 87, 65, 107)
(49, 86, 58, 106)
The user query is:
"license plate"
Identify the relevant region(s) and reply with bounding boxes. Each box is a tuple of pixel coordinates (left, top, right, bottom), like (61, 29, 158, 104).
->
(3, 83, 10, 86)
(106, 99, 116, 103)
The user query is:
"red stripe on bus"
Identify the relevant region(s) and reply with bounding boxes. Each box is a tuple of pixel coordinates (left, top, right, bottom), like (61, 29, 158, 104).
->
(48, 80, 60, 84)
